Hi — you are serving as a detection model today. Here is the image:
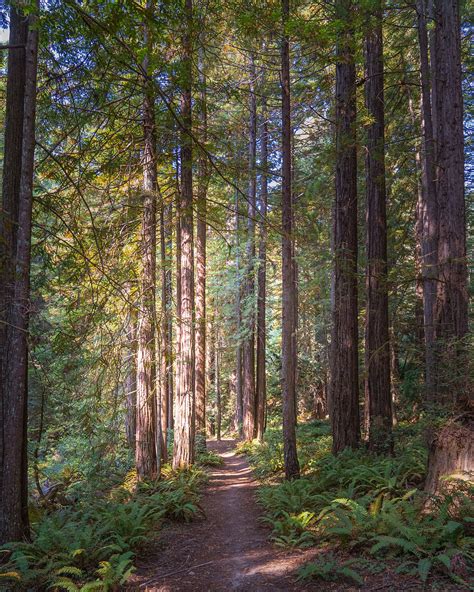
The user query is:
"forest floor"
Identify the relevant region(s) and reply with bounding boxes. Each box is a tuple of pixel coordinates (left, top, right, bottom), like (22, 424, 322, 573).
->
(127, 439, 324, 591)
(127, 440, 436, 592)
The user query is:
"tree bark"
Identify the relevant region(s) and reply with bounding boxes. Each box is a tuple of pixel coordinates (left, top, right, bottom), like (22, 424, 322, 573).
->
(281, 0, 300, 480)
(364, 2, 392, 453)
(136, 4, 159, 479)
(195, 44, 208, 450)
(425, 414, 473, 494)
(256, 76, 268, 443)
(173, 0, 195, 469)
(0, 6, 28, 546)
(125, 302, 137, 450)
(215, 318, 221, 442)
(234, 189, 243, 436)
(0, 2, 38, 544)
(424, 0, 470, 494)
(330, 0, 360, 455)
(159, 199, 172, 462)
(431, 0, 468, 403)
(416, 0, 438, 398)
(242, 55, 257, 441)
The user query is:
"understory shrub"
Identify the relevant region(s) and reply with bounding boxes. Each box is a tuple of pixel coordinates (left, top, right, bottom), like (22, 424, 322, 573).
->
(246, 420, 474, 588)
(0, 466, 205, 591)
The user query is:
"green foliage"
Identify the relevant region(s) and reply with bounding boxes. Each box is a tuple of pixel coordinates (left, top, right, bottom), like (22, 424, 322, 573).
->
(196, 449, 224, 467)
(297, 554, 363, 585)
(0, 468, 204, 590)
(247, 420, 474, 588)
(261, 511, 316, 548)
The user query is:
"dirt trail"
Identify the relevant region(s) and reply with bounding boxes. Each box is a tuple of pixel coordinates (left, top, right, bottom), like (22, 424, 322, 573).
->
(128, 439, 320, 591)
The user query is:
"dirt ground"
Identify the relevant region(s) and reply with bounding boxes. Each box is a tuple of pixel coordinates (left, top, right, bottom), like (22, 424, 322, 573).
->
(127, 439, 324, 591)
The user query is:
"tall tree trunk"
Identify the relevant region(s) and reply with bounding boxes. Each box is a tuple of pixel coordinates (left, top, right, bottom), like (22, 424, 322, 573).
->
(0, 2, 38, 544)
(215, 317, 221, 442)
(234, 189, 243, 436)
(256, 78, 268, 443)
(364, 2, 392, 453)
(242, 55, 257, 441)
(175, 194, 181, 432)
(195, 44, 208, 450)
(416, 0, 438, 398)
(136, 4, 159, 479)
(431, 0, 468, 402)
(159, 200, 172, 461)
(173, 0, 195, 469)
(281, 0, 300, 480)
(125, 302, 137, 449)
(330, 0, 360, 455)
(424, 0, 471, 495)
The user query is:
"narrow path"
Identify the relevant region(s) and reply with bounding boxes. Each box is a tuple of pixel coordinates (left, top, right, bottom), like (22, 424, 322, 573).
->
(129, 439, 320, 591)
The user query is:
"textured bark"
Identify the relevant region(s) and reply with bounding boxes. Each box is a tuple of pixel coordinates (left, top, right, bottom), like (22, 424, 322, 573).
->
(136, 17, 159, 479)
(364, 3, 392, 453)
(416, 0, 438, 397)
(0, 7, 28, 546)
(173, 0, 195, 469)
(281, 0, 300, 480)
(125, 303, 137, 450)
(215, 319, 222, 442)
(195, 44, 208, 448)
(0, 4, 38, 544)
(242, 55, 257, 442)
(431, 0, 468, 402)
(330, 0, 360, 455)
(175, 201, 182, 428)
(425, 415, 473, 494)
(159, 200, 172, 461)
(256, 83, 268, 443)
(405, 79, 426, 352)
(234, 190, 243, 435)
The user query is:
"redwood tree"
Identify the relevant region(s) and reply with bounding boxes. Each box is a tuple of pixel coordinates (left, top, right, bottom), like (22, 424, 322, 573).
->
(364, 1, 392, 452)
(431, 0, 468, 400)
(195, 43, 208, 449)
(416, 0, 438, 398)
(135, 3, 159, 480)
(281, 0, 300, 479)
(256, 82, 268, 443)
(424, 0, 470, 494)
(330, 0, 360, 455)
(0, 2, 39, 543)
(173, 0, 195, 469)
(242, 54, 257, 441)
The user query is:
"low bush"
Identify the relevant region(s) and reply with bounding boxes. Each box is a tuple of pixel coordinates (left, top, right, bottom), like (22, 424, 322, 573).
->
(0, 466, 205, 591)
(245, 420, 474, 588)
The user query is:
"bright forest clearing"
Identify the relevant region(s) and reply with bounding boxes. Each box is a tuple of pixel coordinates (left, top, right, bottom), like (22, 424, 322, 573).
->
(0, 0, 473, 590)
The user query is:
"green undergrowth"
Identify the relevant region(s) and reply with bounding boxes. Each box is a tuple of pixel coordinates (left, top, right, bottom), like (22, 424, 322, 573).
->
(240, 420, 474, 589)
(0, 465, 206, 591)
